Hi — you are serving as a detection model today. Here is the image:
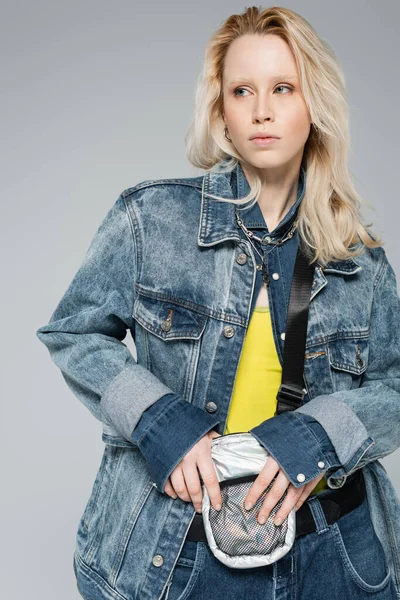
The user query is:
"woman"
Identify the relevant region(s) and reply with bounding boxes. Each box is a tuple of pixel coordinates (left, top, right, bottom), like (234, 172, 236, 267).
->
(36, 6, 400, 600)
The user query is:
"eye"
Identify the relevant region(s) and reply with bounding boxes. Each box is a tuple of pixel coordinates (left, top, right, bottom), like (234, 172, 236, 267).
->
(233, 87, 250, 97)
(274, 85, 293, 94)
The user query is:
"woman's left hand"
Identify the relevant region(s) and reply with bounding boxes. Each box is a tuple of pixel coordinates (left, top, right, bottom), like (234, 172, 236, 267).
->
(244, 455, 326, 526)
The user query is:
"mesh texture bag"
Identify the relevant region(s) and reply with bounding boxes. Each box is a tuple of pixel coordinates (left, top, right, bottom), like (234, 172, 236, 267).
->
(201, 433, 296, 568)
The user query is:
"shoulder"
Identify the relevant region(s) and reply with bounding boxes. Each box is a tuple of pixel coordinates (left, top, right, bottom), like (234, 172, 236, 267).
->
(356, 243, 394, 287)
(120, 175, 204, 206)
(114, 175, 206, 235)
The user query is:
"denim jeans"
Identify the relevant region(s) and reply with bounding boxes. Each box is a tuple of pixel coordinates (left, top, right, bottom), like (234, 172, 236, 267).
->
(161, 488, 396, 600)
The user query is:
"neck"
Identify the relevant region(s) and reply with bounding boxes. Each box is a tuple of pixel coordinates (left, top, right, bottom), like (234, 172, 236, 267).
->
(241, 161, 301, 233)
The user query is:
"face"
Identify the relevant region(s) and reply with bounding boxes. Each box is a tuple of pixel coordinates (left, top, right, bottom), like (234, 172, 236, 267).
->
(222, 34, 312, 173)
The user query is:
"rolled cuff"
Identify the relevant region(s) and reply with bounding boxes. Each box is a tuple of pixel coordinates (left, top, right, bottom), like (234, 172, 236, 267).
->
(249, 411, 341, 489)
(132, 394, 221, 492)
(100, 364, 175, 440)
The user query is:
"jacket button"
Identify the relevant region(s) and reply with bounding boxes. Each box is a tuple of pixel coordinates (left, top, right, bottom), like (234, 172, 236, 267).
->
(161, 319, 172, 332)
(206, 401, 217, 413)
(318, 461, 325, 469)
(152, 555, 164, 567)
(312, 280, 317, 288)
(223, 325, 235, 338)
(236, 252, 248, 265)
(272, 272, 280, 280)
(296, 473, 306, 483)
(280, 332, 285, 340)
(262, 235, 271, 244)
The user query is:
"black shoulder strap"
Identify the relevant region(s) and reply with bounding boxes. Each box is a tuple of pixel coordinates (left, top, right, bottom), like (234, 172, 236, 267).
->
(275, 243, 316, 415)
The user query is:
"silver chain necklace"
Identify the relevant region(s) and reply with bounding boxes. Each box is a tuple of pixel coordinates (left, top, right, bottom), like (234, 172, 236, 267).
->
(234, 207, 298, 287)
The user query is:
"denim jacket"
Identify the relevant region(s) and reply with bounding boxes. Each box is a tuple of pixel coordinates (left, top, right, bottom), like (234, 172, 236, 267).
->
(130, 164, 342, 490)
(36, 159, 400, 600)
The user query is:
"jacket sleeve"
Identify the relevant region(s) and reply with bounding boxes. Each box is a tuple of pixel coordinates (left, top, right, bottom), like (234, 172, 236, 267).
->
(249, 411, 342, 488)
(250, 247, 400, 490)
(36, 192, 220, 461)
(131, 392, 221, 492)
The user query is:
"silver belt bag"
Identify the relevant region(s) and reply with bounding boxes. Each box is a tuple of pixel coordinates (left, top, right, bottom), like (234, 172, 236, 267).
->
(201, 432, 296, 568)
(201, 243, 317, 569)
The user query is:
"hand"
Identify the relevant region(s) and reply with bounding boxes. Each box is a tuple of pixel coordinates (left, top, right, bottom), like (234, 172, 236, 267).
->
(164, 430, 222, 513)
(244, 455, 327, 526)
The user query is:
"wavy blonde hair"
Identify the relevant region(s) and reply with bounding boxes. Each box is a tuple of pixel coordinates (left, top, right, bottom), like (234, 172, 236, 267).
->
(184, 5, 383, 266)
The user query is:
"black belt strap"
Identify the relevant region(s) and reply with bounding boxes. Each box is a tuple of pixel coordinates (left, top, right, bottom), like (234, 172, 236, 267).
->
(275, 243, 316, 415)
(186, 469, 365, 542)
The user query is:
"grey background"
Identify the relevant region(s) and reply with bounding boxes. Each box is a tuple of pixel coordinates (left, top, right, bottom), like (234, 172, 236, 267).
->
(2, 1, 399, 598)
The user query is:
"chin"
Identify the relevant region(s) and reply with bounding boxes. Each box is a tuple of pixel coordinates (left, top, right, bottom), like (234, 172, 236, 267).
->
(246, 155, 284, 169)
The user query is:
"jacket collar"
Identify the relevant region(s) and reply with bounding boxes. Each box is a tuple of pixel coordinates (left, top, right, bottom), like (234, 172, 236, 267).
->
(233, 160, 306, 238)
(197, 158, 361, 275)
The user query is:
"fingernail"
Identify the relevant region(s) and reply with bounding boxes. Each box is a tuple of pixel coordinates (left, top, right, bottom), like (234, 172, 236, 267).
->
(258, 515, 266, 524)
(245, 501, 252, 510)
(171, 494, 177, 499)
(274, 517, 282, 526)
(215, 503, 221, 511)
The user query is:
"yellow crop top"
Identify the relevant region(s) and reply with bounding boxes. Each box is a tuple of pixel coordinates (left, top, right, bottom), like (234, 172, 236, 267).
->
(224, 305, 327, 495)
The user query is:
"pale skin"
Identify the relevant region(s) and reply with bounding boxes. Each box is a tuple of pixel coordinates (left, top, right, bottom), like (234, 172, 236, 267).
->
(164, 33, 327, 526)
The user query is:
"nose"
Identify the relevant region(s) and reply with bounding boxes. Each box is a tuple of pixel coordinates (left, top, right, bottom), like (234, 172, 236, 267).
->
(253, 110, 273, 124)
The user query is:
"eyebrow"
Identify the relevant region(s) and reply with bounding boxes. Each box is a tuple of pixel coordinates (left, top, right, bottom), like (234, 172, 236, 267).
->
(229, 75, 298, 85)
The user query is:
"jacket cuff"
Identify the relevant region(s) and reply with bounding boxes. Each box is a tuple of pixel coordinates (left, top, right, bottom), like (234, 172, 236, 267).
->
(131, 393, 221, 493)
(100, 363, 176, 440)
(295, 395, 375, 488)
(248, 411, 341, 488)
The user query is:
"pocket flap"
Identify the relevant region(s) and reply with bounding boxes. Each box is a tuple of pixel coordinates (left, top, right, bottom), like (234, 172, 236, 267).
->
(133, 294, 207, 341)
(328, 336, 369, 375)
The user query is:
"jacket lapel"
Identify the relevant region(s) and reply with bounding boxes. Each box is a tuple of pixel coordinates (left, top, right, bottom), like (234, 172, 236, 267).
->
(197, 164, 363, 302)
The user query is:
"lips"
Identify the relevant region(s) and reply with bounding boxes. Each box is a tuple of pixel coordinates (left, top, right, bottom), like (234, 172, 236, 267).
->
(251, 137, 280, 146)
(249, 133, 280, 140)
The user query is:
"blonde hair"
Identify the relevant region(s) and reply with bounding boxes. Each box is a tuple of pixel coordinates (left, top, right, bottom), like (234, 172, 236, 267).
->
(184, 5, 383, 266)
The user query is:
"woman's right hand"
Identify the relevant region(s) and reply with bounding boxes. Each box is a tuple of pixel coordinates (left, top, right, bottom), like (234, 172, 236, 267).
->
(164, 429, 223, 513)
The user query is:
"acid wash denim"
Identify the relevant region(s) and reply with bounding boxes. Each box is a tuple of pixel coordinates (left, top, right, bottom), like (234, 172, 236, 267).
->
(130, 164, 342, 492)
(36, 159, 400, 600)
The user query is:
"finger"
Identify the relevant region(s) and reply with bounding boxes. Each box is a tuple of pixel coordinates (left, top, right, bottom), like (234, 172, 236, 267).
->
(295, 488, 310, 511)
(244, 458, 279, 510)
(197, 457, 222, 511)
(295, 475, 324, 510)
(271, 484, 303, 525)
(181, 463, 204, 513)
(164, 477, 178, 499)
(257, 470, 291, 524)
(170, 466, 191, 503)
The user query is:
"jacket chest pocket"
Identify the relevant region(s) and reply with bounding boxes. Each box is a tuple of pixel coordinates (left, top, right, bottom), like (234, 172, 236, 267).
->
(132, 292, 208, 401)
(133, 293, 207, 340)
(327, 334, 369, 391)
